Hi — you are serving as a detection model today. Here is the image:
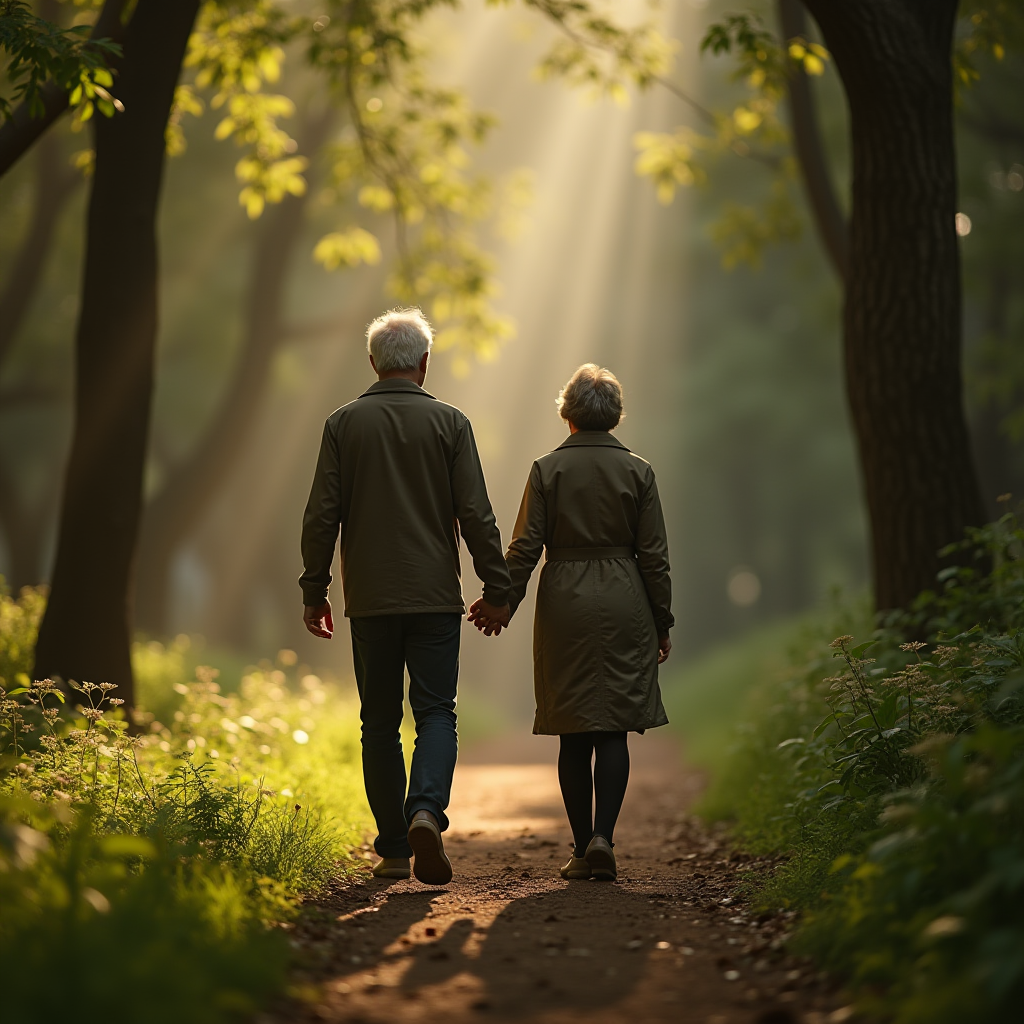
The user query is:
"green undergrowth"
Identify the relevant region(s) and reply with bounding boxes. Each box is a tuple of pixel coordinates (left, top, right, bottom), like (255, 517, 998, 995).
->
(665, 512, 1024, 1023)
(0, 594, 371, 1024)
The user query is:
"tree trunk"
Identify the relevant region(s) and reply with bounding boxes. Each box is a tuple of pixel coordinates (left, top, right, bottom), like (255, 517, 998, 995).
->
(133, 109, 335, 635)
(802, 0, 986, 609)
(33, 0, 200, 703)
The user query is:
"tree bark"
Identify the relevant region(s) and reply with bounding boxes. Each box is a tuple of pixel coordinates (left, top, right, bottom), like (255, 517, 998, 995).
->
(133, 109, 335, 635)
(776, 0, 848, 281)
(802, 0, 986, 609)
(0, 0, 130, 179)
(33, 0, 200, 703)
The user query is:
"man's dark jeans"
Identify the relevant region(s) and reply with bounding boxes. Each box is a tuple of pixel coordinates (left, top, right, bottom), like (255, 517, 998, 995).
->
(350, 612, 461, 858)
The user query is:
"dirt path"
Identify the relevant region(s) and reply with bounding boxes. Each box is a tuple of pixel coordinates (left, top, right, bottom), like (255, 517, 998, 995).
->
(268, 733, 850, 1024)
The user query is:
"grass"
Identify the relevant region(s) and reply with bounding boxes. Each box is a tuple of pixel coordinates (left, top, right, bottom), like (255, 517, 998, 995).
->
(0, 585, 372, 1022)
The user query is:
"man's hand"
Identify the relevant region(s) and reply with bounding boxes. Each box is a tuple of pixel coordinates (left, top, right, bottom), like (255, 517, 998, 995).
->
(304, 601, 334, 639)
(658, 634, 672, 664)
(467, 598, 510, 636)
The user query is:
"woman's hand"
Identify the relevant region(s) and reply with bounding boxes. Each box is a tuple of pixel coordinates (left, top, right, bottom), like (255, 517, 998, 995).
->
(468, 598, 510, 636)
(658, 635, 672, 664)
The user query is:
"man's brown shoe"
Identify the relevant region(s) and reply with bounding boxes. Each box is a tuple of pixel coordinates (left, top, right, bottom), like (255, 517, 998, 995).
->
(584, 834, 617, 881)
(408, 810, 453, 885)
(372, 856, 410, 879)
(560, 854, 592, 880)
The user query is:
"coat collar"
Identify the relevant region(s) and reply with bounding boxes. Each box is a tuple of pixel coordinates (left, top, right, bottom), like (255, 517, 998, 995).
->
(359, 378, 436, 399)
(555, 430, 630, 452)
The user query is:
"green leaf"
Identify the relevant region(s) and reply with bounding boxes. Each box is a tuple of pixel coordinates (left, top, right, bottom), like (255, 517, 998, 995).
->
(877, 692, 900, 731)
(850, 640, 879, 659)
(99, 835, 157, 858)
(813, 715, 833, 738)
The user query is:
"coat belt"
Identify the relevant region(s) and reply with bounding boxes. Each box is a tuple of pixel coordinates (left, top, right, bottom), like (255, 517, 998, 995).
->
(545, 546, 635, 561)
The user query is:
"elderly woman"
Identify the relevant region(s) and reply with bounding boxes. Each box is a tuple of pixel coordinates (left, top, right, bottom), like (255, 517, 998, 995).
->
(470, 364, 673, 881)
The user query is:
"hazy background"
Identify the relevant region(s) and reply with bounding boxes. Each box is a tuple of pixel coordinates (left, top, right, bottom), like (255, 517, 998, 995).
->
(3, 0, 1019, 727)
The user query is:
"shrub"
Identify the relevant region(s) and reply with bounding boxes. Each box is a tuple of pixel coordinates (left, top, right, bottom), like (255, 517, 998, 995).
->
(0, 588, 371, 1021)
(694, 511, 1024, 1021)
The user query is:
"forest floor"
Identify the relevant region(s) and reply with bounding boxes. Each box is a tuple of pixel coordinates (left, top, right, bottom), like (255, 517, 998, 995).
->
(266, 733, 853, 1024)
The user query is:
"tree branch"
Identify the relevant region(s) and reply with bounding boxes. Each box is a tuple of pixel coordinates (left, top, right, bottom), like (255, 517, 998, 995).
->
(0, 132, 81, 372)
(777, 0, 848, 282)
(0, 0, 130, 178)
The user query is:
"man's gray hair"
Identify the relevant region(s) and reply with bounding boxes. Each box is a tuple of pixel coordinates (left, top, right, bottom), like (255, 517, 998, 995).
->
(366, 307, 434, 372)
(556, 363, 624, 431)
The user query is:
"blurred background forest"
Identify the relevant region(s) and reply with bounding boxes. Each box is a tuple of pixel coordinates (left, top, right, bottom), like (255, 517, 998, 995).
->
(1, 0, 1022, 725)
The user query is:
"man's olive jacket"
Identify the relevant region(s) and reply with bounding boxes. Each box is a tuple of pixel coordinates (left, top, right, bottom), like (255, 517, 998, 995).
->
(299, 379, 511, 617)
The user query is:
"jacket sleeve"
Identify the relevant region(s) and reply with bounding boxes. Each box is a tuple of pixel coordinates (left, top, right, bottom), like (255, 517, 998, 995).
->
(298, 420, 342, 606)
(451, 417, 512, 607)
(505, 462, 546, 619)
(636, 466, 674, 635)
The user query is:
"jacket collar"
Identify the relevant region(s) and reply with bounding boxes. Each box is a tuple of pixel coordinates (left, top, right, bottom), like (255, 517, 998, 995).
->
(359, 378, 436, 399)
(555, 430, 630, 452)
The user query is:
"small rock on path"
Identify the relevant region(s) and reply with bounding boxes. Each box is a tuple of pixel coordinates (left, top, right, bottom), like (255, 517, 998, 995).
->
(267, 732, 849, 1024)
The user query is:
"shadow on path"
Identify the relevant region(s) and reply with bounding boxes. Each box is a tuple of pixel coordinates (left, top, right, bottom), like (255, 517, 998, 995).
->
(270, 734, 847, 1024)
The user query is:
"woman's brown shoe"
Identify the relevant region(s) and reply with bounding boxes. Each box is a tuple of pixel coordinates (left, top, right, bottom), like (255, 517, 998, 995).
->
(372, 856, 410, 879)
(560, 854, 592, 880)
(585, 834, 617, 881)
(408, 810, 453, 885)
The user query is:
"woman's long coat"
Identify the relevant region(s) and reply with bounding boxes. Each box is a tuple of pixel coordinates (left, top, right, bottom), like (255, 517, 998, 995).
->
(505, 431, 673, 735)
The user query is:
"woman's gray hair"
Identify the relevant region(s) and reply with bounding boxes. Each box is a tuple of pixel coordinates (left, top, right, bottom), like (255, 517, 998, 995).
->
(556, 363, 624, 431)
(366, 307, 433, 372)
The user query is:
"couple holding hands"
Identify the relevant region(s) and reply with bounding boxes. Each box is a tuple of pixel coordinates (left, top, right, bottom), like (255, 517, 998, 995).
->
(300, 308, 672, 886)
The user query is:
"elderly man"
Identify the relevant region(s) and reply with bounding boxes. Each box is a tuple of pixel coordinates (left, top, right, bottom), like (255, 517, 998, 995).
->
(300, 307, 511, 885)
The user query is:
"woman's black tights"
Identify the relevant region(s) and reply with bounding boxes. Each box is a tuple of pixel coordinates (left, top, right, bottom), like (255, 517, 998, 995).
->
(557, 731, 629, 855)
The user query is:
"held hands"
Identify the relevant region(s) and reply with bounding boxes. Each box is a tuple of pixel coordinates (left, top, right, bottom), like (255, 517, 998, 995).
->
(467, 598, 510, 636)
(303, 601, 334, 639)
(658, 635, 672, 664)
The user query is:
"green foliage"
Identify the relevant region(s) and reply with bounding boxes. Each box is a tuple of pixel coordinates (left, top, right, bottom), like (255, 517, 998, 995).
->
(0, 588, 371, 1020)
(170, 0, 637, 367)
(630, 1, 1024, 271)
(306, 0, 520, 371)
(0, 809, 287, 1024)
(709, 180, 801, 270)
(630, 8, 822, 268)
(184, 0, 306, 216)
(803, 723, 1024, 1023)
(507, 0, 673, 104)
(0, 580, 43, 690)
(0, 0, 121, 122)
(957, 1, 1024, 85)
(693, 512, 1024, 1020)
